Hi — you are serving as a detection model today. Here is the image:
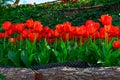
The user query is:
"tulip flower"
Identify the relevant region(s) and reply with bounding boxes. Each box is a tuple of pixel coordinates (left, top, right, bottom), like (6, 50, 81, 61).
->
(99, 14, 112, 26)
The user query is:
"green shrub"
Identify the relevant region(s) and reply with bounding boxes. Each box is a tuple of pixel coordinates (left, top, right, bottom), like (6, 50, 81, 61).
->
(0, 1, 120, 30)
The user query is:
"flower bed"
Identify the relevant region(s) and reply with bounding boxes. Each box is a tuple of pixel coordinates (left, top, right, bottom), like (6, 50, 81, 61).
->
(0, 14, 120, 68)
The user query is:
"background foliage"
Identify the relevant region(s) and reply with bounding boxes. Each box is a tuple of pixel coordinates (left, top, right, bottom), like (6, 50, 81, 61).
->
(0, 0, 120, 30)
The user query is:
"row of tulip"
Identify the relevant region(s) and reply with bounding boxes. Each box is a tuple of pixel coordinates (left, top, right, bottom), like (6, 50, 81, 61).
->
(0, 14, 120, 67)
(1, 14, 120, 49)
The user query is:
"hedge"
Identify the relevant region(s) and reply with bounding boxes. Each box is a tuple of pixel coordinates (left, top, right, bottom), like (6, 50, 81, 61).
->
(0, 1, 120, 30)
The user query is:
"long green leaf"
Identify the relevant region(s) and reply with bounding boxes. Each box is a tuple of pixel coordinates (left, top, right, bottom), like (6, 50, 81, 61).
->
(21, 51, 30, 67)
(107, 38, 116, 53)
(29, 54, 35, 64)
(61, 40, 67, 60)
(8, 51, 20, 66)
(104, 49, 120, 66)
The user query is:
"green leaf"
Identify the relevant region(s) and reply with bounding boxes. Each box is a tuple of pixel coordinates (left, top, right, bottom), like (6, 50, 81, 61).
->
(104, 49, 120, 66)
(91, 42, 101, 57)
(52, 49, 59, 57)
(107, 38, 116, 52)
(29, 54, 35, 64)
(61, 40, 67, 57)
(61, 40, 66, 49)
(112, 49, 120, 55)
(8, 51, 20, 66)
(102, 43, 107, 56)
(102, 38, 115, 57)
(26, 39, 32, 54)
(21, 51, 30, 67)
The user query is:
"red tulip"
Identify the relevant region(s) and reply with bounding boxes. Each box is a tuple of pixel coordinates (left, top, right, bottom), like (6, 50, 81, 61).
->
(108, 37, 112, 43)
(17, 36, 22, 41)
(61, 32, 67, 41)
(99, 28, 106, 39)
(112, 40, 120, 49)
(0, 33, 5, 38)
(104, 25, 112, 32)
(5, 29, 13, 37)
(33, 21, 43, 33)
(28, 32, 35, 42)
(92, 31, 100, 40)
(28, 32, 41, 42)
(35, 33, 41, 41)
(21, 30, 29, 40)
(63, 21, 73, 33)
(55, 24, 64, 33)
(41, 26, 55, 39)
(54, 30, 60, 38)
(85, 20, 100, 35)
(13, 23, 25, 33)
(55, 22, 73, 34)
(61, 32, 74, 41)
(78, 25, 89, 37)
(25, 19, 34, 29)
(108, 26, 119, 37)
(46, 29, 54, 39)
(42, 26, 51, 33)
(2, 21, 12, 31)
(118, 30, 120, 38)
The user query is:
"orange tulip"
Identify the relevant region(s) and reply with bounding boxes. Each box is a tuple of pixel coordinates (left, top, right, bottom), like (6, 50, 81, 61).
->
(9, 38, 16, 44)
(99, 14, 112, 25)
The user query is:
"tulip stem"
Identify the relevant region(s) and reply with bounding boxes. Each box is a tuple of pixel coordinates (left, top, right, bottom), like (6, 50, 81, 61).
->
(80, 36, 82, 46)
(20, 36, 22, 49)
(31, 35, 37, 54)
(3, 38, 6, 49)
(105, 32, 108, 49)
(54, 38, 57, 50)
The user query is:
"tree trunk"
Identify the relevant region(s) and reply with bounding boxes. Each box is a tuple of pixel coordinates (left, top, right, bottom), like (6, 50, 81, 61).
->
(13, 0, 20, 5)
(1, 67, 120, 80)
(38, 67, 120, 80)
